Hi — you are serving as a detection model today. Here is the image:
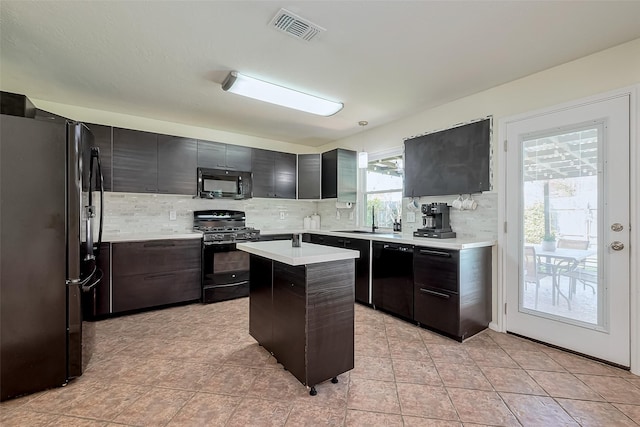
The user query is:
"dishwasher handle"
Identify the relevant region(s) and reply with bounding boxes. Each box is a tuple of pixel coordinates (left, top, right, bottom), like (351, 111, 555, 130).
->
(382, 244, 413, 253)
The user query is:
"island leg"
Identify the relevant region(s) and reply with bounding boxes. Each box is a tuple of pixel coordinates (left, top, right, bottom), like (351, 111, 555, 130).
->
(331, 377, 339, 384)
(309, 386, 317, 396)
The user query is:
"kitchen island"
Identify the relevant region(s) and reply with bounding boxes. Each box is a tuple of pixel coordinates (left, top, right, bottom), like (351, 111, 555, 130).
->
(236, 240, 359, 396)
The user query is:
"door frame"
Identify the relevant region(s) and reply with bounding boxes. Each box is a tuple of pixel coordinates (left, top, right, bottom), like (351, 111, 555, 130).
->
(496, 85, 639, 374)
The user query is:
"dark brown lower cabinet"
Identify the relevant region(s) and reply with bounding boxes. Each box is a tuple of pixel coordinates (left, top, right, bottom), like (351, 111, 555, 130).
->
(249, 256, 355, 394)
(413, 246, 491, 341)
(112, 239, 201, 313)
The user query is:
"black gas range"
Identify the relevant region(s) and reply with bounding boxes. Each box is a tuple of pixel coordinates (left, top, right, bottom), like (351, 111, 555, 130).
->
(193, 210, 260, 303)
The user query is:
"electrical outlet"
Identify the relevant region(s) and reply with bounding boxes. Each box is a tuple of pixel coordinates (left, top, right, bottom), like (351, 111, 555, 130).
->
(169, 210, 177, 221)
(349, 211, 354, 220)
(406, 212, 416, 223)
(336, 210, 341, 219)
(279, 211, 285, 220)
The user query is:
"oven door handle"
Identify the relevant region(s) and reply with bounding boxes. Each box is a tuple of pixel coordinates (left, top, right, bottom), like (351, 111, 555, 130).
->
(213, 280, 249, 288)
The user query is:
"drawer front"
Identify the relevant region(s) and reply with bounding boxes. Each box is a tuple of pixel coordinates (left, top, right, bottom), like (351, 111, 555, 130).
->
(414, 285, 459, 337)
(413, 247, 459, 294)
(203, 281, 249, 303)
(112, 268, 201, 312)
(113, 239, 201, 276)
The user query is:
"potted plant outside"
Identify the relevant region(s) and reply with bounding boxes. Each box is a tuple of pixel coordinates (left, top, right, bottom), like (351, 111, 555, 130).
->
(541, 234, 556, 252)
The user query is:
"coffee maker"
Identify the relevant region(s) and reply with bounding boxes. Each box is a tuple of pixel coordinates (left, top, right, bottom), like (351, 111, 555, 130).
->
(413, 203, 456, 239)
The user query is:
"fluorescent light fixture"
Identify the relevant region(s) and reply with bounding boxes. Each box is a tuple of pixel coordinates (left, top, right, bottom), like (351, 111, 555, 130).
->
(358, 151, 369, 168)
(222, 71, 343, 116)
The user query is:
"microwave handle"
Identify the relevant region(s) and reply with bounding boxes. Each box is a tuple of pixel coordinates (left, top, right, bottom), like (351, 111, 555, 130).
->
(238, 176, 243, 195)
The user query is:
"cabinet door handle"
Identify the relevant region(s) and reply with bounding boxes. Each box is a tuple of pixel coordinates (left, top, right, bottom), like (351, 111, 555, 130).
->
(144, 272, 176, 280)
(418, 249, 451, 258)
(419, 288, 451, 299)
(215, 281, 249, 288)
(143, 241, 176, 248)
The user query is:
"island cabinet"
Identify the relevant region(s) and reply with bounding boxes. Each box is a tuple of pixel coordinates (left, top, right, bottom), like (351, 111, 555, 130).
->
(111, 239, 201, 313)
(249, 256, 355, 394)
(413, 246, 491, 341)
(239, 240, 358, 395)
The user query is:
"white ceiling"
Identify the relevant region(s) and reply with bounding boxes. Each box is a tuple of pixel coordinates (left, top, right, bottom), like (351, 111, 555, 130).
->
(2, 1, 640, 147)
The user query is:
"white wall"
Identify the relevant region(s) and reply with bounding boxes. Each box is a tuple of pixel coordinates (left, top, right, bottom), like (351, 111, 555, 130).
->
(320, 38, 640, 159)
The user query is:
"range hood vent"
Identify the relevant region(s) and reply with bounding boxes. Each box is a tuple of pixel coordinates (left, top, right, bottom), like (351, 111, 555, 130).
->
(270, 8, 325, 42)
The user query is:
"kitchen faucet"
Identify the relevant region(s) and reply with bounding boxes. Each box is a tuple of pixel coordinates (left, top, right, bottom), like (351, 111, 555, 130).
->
(371, 206, 378, 233)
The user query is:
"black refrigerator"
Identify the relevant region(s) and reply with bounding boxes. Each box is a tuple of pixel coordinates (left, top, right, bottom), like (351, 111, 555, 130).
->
(0, 105, 104, 401)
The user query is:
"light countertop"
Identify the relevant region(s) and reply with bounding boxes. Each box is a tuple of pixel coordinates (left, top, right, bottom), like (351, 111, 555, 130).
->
(237, 240, 359, 266)
(102, 231, 203, 243)
(262, 229, 496, 250)
(102, 229, 495, 250)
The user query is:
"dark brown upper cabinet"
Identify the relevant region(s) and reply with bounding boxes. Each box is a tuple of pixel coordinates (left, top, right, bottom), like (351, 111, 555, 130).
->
(157, 135, 197, 195)
(113, 128, 158, 193)
(297, 154, 321, 199)
(197, 140, 252, 171)
(252, 148, 296, 199)
(321, 148, 357, 202)
(85, 123, 113, 191)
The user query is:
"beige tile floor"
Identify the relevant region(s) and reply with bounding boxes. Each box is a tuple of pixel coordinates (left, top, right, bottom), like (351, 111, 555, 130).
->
(2, 298, 639, 426)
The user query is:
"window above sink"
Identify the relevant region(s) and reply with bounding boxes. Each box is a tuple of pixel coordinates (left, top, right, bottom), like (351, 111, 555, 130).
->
(363, 152, 403, 231)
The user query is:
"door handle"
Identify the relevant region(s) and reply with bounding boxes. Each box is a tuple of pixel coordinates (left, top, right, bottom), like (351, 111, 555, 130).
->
(418, 249, 451, 258)
(610, 241, 624, 251)
(419, 288, 451, 299)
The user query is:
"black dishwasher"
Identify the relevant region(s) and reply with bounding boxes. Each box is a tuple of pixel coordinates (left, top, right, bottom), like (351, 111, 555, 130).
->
(372, 242, 414, 320)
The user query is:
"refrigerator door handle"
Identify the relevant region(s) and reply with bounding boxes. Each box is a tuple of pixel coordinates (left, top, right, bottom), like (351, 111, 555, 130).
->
(88, 147, 104, 256)
(81, 268, 103, 292)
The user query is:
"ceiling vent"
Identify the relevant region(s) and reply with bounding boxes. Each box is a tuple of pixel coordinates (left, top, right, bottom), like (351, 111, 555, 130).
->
(270, 8, 326, 42)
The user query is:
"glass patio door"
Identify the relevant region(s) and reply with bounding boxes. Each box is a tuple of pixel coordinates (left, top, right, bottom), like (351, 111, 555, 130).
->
(505, 93, 630, 366)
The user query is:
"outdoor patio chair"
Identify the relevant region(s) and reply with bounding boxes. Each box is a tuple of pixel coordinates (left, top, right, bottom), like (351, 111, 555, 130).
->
(524, 245, 553, 309)
(557, 239, 596, 296)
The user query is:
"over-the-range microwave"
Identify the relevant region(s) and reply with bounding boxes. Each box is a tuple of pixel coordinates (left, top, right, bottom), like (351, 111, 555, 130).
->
(197, 167, 252, 199)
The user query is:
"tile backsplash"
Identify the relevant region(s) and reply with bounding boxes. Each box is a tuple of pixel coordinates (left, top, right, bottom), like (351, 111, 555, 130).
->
(401, 192, 498, 239)
(102, 192, 496, 239)
(103, 193, 320, 234)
